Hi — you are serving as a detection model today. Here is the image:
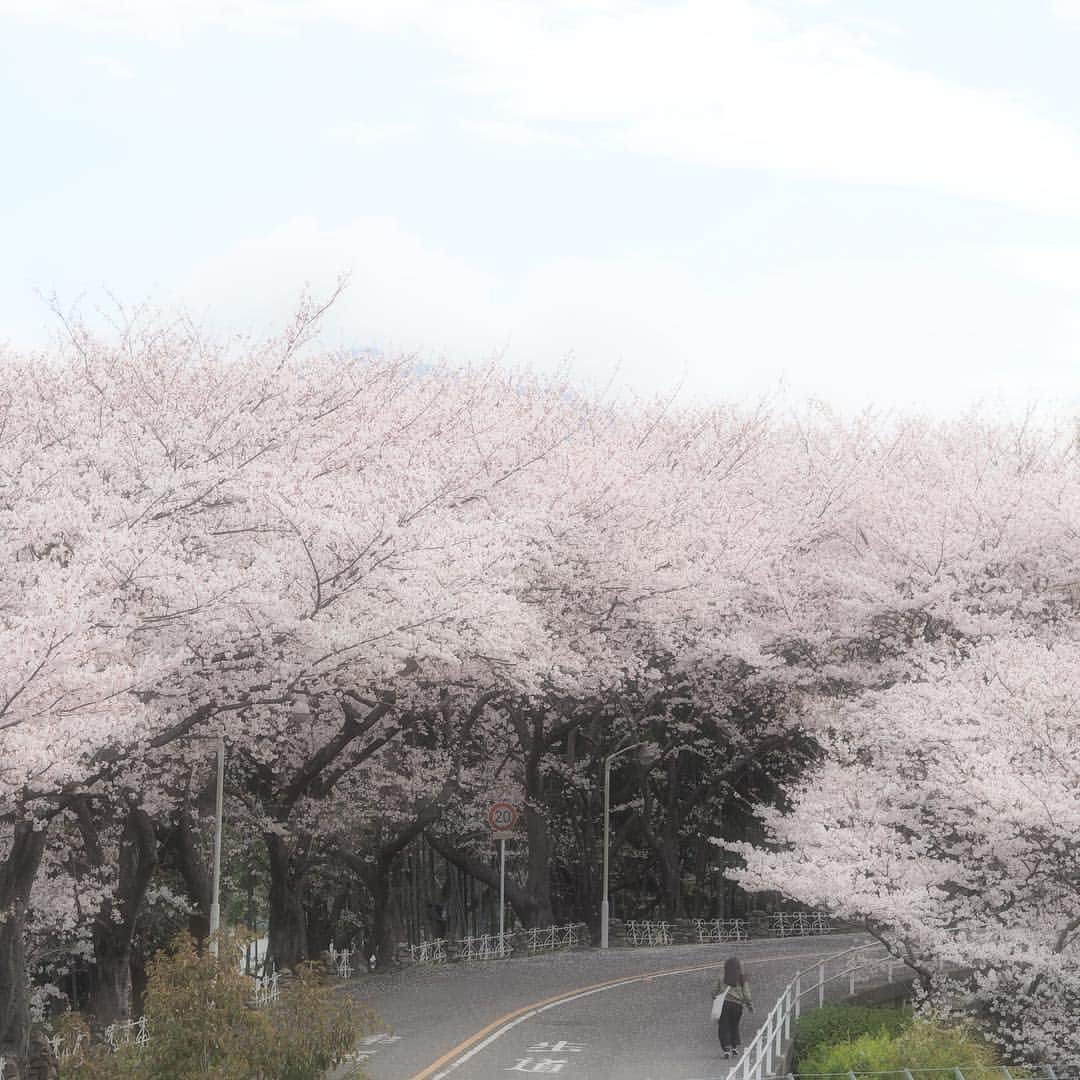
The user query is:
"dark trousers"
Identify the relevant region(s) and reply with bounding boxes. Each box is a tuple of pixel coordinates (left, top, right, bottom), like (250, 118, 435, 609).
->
(717, 1000, 743, 1051)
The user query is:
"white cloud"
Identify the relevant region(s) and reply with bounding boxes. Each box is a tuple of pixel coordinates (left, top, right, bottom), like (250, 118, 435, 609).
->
(458, 118, 563, 147)
(172, 215, 1080, 419)
(86, 54, 135, 79)
(416, 0, 1080, 217)
(173, 215, 510, 359)
(11, 0, 1080, 216)
(991, 245, 1080, 295)
(325, 120, 419, 148)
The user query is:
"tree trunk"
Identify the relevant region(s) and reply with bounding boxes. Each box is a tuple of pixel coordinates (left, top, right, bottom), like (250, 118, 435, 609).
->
(0, 819, 47, 1063)
(426, 832, 543, 928)
(512, 709, 555, 928)
(369, 854, 397, 968)
(265, 832, 309, 970)
(168, 811, 212, 943)
(305, 889, 338, 960)
(522, 804, 554, 927)
(89, 935, 133, 1027)
(659, 830, 683, 919)
(89, 807, 158, 1026)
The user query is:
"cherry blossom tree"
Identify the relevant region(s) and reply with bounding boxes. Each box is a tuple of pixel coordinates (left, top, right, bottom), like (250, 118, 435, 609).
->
(733, 634, 1080, 1060)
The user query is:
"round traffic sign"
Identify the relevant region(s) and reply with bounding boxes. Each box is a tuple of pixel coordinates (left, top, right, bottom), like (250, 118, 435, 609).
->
(487, 802, 518, 831)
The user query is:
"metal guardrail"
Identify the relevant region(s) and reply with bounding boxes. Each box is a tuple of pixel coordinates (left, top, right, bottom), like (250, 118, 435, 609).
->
(457, 932, 513, 961)
(768, 912, 837, 936)
(626, 919, 673, 946)
(695, 918, 749, 943)
(328, 944, 354, 977)
(521, 923, 579, 953)
(729, 941, 912, 1080)
(104, 1015, 150, 1049)
(406, 938, 448, 964)
(403, 923, 584, 963)
(251, 965, 281, 1006)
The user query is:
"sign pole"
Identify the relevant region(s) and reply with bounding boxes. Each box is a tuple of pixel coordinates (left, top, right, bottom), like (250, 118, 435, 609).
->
(498, 836, 506, 953)
(487, 801, 517, 956)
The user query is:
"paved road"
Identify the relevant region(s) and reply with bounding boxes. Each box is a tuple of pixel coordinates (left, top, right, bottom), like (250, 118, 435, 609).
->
(344, 932, 869, 1080)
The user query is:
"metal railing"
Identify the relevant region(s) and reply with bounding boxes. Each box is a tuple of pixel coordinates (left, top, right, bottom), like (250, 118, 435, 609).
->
(695, 918, 749, 943)
(407, 938, 448, 965)
(521, 923, 579, 953)
(328, 944, 354, 977)
(251, 966, 281, 1006)
(457, 931, 513, 960)
(104, 1015, 150, 1049)
(729, 941, 909, 1080)
(625, 919, 673, 946)
(768, 911, 837, 936)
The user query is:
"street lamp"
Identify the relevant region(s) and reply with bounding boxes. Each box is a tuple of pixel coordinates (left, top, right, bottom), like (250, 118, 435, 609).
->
(601, 740, 656, 949)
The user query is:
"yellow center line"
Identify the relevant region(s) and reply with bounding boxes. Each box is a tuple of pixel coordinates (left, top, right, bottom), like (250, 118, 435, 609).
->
(408, 949, 831, 1080)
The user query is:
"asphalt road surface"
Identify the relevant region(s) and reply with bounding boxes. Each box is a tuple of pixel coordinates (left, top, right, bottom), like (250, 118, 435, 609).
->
(345, 931, 869, 1080)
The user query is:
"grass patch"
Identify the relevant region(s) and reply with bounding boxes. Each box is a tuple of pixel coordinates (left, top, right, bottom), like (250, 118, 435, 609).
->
(794, 1003, 914, 1066)
(798, 1018, 1001, 1078)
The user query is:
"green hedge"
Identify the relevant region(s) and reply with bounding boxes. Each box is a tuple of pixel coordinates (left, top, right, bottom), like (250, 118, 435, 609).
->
(798, 1018, 1001, 1078)
(794, 1003, 913, 1066)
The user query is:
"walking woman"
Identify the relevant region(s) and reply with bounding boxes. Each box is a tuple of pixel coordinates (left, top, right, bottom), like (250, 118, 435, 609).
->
(713, 955, 753, 1058)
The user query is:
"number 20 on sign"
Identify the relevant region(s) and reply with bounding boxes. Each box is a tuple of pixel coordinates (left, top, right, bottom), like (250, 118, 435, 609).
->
(488, 802, 517, 838)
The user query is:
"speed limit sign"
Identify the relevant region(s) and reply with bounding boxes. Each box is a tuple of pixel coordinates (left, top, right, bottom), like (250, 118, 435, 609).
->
(487, 802, 518, 837)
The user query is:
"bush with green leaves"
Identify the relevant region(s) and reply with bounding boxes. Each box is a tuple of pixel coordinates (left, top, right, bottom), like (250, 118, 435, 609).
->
(794, 1003, 913, 1065)
(58, 932, 377, 1079)
(798, 1017, 1002, 1077)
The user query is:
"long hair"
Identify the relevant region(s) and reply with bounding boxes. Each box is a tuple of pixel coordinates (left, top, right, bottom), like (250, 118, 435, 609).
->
(723, 956, 745, 986)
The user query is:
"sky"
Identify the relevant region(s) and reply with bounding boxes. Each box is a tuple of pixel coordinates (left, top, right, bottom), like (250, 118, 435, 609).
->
(3, 0, 1080, 417)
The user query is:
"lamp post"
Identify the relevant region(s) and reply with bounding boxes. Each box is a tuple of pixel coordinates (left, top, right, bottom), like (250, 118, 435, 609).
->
(601, 740, 653, 949)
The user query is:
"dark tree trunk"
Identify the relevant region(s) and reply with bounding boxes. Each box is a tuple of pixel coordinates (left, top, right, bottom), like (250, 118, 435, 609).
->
(426, 832, 544, 928)
(88, 807, 158, 1026)
(0, 819, 47, 1063)
(369, 854, 397, 968)
(640, 753, 685, 920)
(522, 806, 554, 927)
(305, 886, 341, 960)
(265, 832, 309, 970)
(658, 831, 683, 919)
(512, 709, 555, 927)
(89, 938, 133, 1028)
(168, 811, 212, 943)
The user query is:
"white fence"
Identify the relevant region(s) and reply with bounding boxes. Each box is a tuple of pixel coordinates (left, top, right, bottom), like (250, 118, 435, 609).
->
(104, 1015, 150, 1050)
(406, 938, 447, 965)
(520, 923, 579, 953)
(768, 911, 837, 936)
(401, 924, 583, 964)
(729, 941, 915, 1080)
(328, 944, 355, 977)
(48, 1030, 88, 1061)
(251, 966, 281, 1007)
(625, 920, 672, 946)
(457, 932, 513, 960)
(694, 918, 749, 943)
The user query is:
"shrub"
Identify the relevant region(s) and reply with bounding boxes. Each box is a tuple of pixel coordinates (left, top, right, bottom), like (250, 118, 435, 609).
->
(59, 932, 377, 1079)
(798, 1018, 1001, 1077)
(794, 1003, 913, 1065)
